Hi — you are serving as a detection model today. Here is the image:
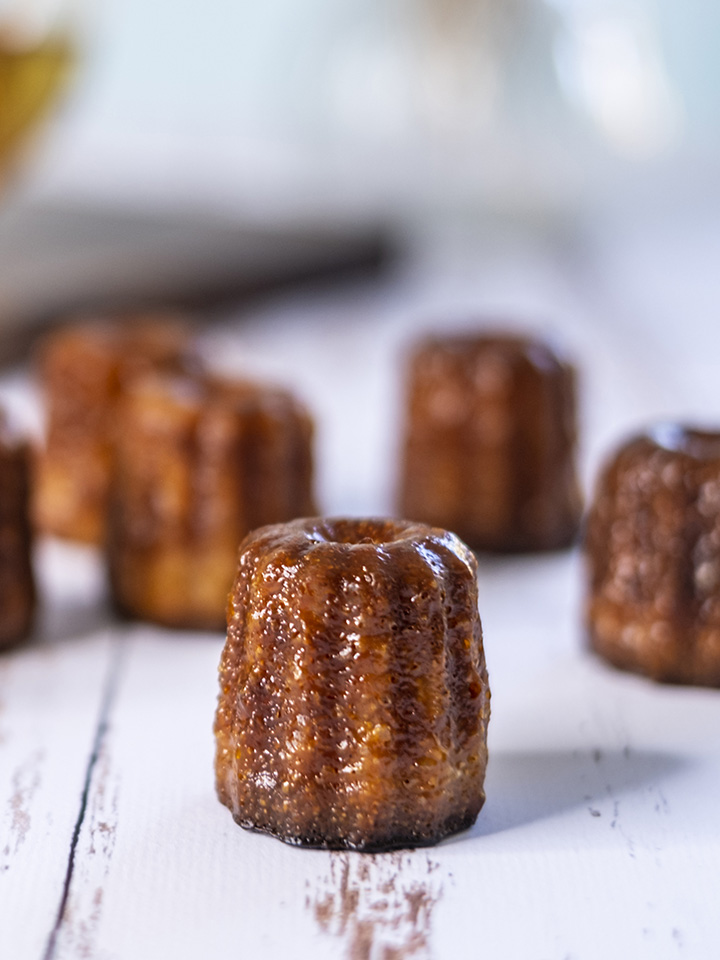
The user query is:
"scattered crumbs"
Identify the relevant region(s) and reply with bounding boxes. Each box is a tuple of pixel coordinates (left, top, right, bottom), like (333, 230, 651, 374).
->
(672, 927, 683, 948)
(308, 850, 444, 959)
(425, 856, 441, 875)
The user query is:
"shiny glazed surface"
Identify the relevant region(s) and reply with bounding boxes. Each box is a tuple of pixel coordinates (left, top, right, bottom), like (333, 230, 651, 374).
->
(398, 333, 581, 552)
(34, 317, 192, 543)
(108, 374, 315, 630)
(0, 436, 34, 648)
(215, 517, 490, 851)
(586, 426, 720, 685)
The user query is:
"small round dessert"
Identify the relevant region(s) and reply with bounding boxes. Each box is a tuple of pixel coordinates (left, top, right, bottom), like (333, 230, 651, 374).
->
(34, 315, 194, 544)
(586, 425, 720, 686)
(0, 422, 35, 649)
(214, 517, 490, 851)
(107, 373, 316, 631)
(398, 332, 582, 552)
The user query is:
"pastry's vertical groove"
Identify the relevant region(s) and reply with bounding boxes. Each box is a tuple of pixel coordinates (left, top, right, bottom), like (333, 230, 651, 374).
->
(215, 518, 490, 849)
(398, 333, 581, 551)
(586, 428, 720, 685)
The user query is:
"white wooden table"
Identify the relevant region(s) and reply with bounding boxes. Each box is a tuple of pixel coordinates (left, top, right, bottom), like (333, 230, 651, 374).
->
(2, 215, 720, 960)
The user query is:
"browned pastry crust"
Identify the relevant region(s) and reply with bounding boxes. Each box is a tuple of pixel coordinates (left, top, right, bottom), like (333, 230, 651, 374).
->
(214, 517, 490, 851)
(107, 374, 316, 631)
(586, 425, 720, 686)
(34, 317, 193, 544)
(398, 332, 582, 552)
(0, 433, 35, 648)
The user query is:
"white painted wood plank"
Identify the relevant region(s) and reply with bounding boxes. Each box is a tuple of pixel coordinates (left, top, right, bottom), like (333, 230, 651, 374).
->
(46, 557, 720, 960)
(0, 541, 114, 960)
(48, 630, 470, 960)
(6, 220, 720, 960)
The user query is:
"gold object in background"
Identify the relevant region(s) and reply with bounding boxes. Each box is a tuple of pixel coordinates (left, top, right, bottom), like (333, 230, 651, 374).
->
(0, 30, 73, 181)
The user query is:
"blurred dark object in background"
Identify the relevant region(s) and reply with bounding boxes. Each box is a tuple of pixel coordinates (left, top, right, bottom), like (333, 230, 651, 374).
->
(0, 199, 389, 365)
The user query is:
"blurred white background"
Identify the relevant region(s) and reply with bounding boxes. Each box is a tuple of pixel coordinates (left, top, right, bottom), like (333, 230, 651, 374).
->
(28, 0, 719, 225)
(1, 0, 719, 343)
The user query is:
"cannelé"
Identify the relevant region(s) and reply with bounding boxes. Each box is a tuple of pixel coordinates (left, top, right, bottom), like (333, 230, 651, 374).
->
(398, 332, 582, 552)
(34, 316, 193, 543)
(107, 373, 316, 630)
(586, 425, 720, 686)
(214, 516, 490, 850)
(0, 419, 35, 648)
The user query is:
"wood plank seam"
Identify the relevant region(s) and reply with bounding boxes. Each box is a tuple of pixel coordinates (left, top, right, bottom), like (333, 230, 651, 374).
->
(40, 637, 126, 960)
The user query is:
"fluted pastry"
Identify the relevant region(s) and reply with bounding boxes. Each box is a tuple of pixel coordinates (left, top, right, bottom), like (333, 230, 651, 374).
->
(586, 425, 720, 686)
(34, 316, 193, 543)
(398, 332, 581, 552)
(108, 373, 316, 630)
(215, 516, 490, 850)
(0, 423, 35, 648)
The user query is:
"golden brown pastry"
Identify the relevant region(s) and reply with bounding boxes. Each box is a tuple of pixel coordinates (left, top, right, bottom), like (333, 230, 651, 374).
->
(107, 373, 316, 630)
(34, 316, 193, 543)
(398, 332, 582, 552)
(0, 423, 35, 648)
(586, 425, 720, 686)
(214, 517, 490, 850)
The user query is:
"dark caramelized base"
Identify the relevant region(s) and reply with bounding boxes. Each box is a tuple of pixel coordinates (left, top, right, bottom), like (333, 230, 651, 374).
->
(215, 517, 490, 851)
(588, 614, 720, 688)
(231, 806, 482, 852)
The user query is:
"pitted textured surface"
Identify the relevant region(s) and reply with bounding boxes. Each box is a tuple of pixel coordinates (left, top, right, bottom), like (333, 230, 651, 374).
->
(214, 517, 490, 850)
(586, 426, 720, 685)
(108, 375, 316, 630)
(398, 333, 581, 552)
(0, 435, 34, 648)
(34, 318, 193, 544)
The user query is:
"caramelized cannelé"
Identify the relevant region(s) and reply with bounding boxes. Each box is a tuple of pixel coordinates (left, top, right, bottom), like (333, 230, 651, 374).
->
(34, 316, 194, 543)
(215, 517, 490, 850)
(586, 425, 720, 686)
(0, 419, 35, 648)
(108, 373, 316, 630)
(398, 332, 581, 552)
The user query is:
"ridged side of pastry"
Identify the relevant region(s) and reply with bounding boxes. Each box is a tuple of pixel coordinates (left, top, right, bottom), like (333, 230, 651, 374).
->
(215, 517, 490, 850)
(399, 333, 581, 552)
(34, 317, 192, 543)
(586, 427, 720, 686)
(108, 375, 316, 630)
(0, 439, 35, 648)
